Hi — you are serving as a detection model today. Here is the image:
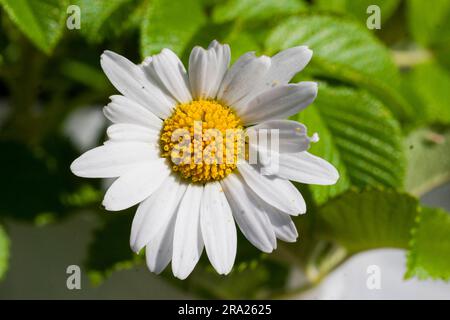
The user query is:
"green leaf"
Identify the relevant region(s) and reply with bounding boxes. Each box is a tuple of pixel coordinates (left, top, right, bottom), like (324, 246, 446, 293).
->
(407, 0, 450, 47)
(295, 85, 405, 204)
(140, 0, 206, 58)
(0, 224, 10, 281)
(407, 0, 450, 71)
(402, 62, 450, 126)
(266, 15, 413, 121)
(315, 0, 400, 24)
(405, 127, 450, 196)
(317, 189, 419, 253)
(212, 0, 305, 24)
(225, 31, 261, 63)
(85, 212, 140, 285)
(74, 0, 140, 42)
(0, 0, 68, 54)
(60, 59, 110, 91)
(406, 207, 450, 281)
(294, 98, 350, 204)
(434, 46, 450, 73)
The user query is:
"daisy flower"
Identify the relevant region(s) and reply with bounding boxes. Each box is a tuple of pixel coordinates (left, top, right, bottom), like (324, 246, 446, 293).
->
(70, 40, 339, 280)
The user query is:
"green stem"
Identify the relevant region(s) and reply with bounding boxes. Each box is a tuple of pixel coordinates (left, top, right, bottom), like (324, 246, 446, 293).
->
(269, 242, 348, 299)
(270, 280, 316, 300)
(391, 48, 433, 68)
(305, 243, 347, 284)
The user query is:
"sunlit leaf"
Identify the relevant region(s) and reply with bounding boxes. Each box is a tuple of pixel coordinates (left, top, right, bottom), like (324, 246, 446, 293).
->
(74, 0, 141, 42)
(267, 15, 413, 121)
(406, 207, 450, 281)
(295, 84, 405, 204)
(317, 189, 419, 252)
(212, 0, 305, 23)
(0, 224, 9, 281)
(315, 0, 400, 24)
(0, 0, 68, 54)
(140, 0, 206, 57)
(407, 0, 450, 47)
(405, 127, 450, 196)
(407, 0, 450, 71)
(225, 31, 261, 62)
(402, 62, 450, 126)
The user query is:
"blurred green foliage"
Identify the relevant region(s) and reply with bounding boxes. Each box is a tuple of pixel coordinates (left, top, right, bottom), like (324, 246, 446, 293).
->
(0, 225, 8, 281)
(0, 0, 450, 297)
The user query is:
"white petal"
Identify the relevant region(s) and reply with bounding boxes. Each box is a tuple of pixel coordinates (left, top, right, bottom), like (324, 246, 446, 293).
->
(217, 53, 271, 110)
(237, 161, 306, 215)
(172, 184, 204, 279)
(70, 142, 158, 178)
(247, 120, 315, 154)
(265, 207, 298, 243)
(260, 46, 312, 91)
(130, 175, 187, 253)
(269, 151, 339, 185)
(221, 46, 313, 111)
(200, 182, 237, 275)
(107, 123, 159, 143)
(145, 212, 177, 274)
(208, 40, 231, 96)
(147, 49, 192, 103)
(238, 82, 318, 125)
(103, 95, 163, 130)
(188, 47, 213, 99)
(102, 159, 170, 211)
(221, 173, 276, 253)
(100, 51, 175, 118)
(189, 41, 230, 100)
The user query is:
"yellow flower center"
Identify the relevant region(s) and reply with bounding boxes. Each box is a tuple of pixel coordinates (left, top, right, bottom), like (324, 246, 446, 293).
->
(160, 99, 244, 183)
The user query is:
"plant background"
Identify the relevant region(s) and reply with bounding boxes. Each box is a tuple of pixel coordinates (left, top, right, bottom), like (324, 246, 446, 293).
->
(0, 0, 449, 299)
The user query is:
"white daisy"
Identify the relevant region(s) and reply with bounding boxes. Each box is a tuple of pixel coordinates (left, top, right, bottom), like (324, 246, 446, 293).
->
(70, 40, 339, 280)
